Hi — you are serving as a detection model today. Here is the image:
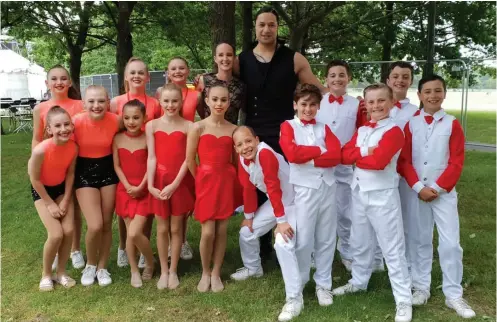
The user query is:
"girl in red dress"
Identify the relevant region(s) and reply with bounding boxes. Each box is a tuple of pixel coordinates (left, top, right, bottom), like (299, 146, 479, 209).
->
(112, 99, 154, 288)
(147, 83, 195, 290)
(110, 57, 160, 269)
(32, 65, 85, 271)
(29, 106, 78, 291)
(186, 83, 241, 293)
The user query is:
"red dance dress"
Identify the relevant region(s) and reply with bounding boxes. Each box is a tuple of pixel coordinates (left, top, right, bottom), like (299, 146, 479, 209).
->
(115, 148, 150, 218)
(150, 131, 195, 218)
(194, 134, 242, 223)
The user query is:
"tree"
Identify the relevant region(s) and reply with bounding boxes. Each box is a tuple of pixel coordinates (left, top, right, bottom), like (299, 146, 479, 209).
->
(210, 1, 236, 67)
(241, 2, 254, 51)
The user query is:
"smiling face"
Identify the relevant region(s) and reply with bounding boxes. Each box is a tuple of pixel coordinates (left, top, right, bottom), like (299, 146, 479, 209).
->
(255, 12, 278, 45)
(233, 127, 260, 160)
(205, 86, 230, 117)
(418, 79, 446, 114)
(364, 87, 394, 122)
(214, 43, 234, 72)
(294, 94, 320, 122)
(84, 87, 108, 120)
(125, 60, 149, 91)
(167, 58, 189, 85)
(160, 88, 183, 117)
(46, 68, 72, 98)
(326, 65, 350, 96)
(47, 112, 73, 143)
(386, 66, 413, 99)
(123, 105, 145, 134)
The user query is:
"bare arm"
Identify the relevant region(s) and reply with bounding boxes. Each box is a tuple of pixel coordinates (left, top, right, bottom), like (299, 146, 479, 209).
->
(109, 97, 118, 114)
(112, 135, 132, 189)
(186, 122, 201, 177)
(294, 52, 327, 93)
(146, 121, 158, 191)
(31, 104, 42, 149)
(62, 146, 78, 202)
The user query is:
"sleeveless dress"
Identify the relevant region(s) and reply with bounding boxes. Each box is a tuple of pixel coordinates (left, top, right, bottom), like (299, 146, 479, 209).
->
(115, 148, 150, 218)
(149, 131, 195, 218)
(194, 134, 242, 223)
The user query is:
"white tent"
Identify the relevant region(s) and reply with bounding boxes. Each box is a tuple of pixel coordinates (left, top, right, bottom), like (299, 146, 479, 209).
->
(0, 49, 46, 100)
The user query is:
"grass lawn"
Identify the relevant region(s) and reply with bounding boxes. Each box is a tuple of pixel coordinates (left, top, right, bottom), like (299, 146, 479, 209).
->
(1, 132, 495, 322)
(447, 111, 496, 145)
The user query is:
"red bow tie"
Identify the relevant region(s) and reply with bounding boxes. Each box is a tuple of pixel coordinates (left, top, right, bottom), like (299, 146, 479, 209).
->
(301, 119, 316, 125)
(243, 158, 254, 166)
(329, 94, 344, 104)
(394, 101, 402, 108)
(365, 121, 377, 128)
(425, 115, 434, 124)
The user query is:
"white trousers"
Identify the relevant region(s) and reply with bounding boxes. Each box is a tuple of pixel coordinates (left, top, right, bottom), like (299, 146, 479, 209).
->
(349, 186, 412, 305)
(336, 181, 352, 260)
(293, 182, 337, 291)
(399, 177, 419, 270)
(408, 190, 463, 299)
(239, 199, 302, 300)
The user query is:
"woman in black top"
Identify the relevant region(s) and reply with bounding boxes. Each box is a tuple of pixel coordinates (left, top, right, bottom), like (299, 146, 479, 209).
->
(196, 43, 246, 125)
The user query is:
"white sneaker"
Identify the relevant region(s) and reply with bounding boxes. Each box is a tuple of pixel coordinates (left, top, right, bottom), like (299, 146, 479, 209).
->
(117, 248, 129, 267)
(230, 266, 263, 281)
(412, 289, 430, 306)
(316, 287, 333, 306)
(332, 283, 362, 296)
(341, 259, 352, 272)
(81, 265, 97, 286)
(71, 251, 85, 269)
(51, 254, 58, 271)
(138, 254, 146, 269)
(395, 302, 412, 322)
(278, 297, 303, 322)
(96, 269, 112, 286)
(310, 253, 316, 269)
(445, 298, 476, 319)
(373, 261, 385, 272)
(180, 242, 193, 260)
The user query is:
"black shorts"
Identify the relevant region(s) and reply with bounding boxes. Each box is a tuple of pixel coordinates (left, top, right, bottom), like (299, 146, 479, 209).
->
(31, 181, 66, 202)
(74, 155, 118, 190)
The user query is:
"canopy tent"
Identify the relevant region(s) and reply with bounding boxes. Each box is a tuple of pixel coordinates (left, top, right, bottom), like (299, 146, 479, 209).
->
(0, 49, 46, 100)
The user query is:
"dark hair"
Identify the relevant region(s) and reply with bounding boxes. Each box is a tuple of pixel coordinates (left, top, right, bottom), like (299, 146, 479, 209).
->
(255, 6, 279, 23)
(294, 83, 323, 103)
(326, 60, 351, 77)
(363, 83, 393, 99)
(215, 42, 235, 55)
(47, 65, 81, 100)
(418, 74, 447, 92)
(124, 57, 149, 93)
(44, 105, 71, 139)
(205, 81, 229, 97)
(123, 99, 146, 116)
(232, 125, 257, 138)
(388, 61, 414, 81)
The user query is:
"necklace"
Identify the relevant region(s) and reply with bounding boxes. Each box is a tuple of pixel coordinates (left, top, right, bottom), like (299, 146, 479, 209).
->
(253, 52, 268, 63)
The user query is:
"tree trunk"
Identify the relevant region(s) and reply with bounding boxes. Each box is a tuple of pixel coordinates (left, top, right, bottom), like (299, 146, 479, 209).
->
(424, 1, 436, 78)
(241, 1, 253, 51)
(68, 48, 83, 99)
(210, 1, 236, 67)
(380, 1, 394, 83)
(289, 26, 306, 52)
(116, 2, 136, 95)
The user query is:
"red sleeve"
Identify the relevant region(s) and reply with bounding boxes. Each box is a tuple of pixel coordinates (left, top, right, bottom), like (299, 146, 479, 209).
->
(435, 120, 465, 191)
(398, 122, 421, 187)
(259, 149, 285, 218)
(314, 125, 342, 168)
(237, 161, 258, 214)
(356, 126, 404, 170)
(341, 130, 362, 165)
(355, 99, 368, 129)
(279, 121, 322, 164)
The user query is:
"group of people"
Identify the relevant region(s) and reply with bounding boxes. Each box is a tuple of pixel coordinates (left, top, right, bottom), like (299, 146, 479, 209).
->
(27, 6, 476, 322)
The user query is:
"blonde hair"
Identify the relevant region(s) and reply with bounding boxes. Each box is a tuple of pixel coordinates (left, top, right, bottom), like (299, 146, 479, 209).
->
(84, 85, 109, 100)
(124, 57, 149, 93)
(363, 83, 393, 99)
(165, 57, 189, 83)
(43, 106, 71, 139)
(160, 83, 184, 117)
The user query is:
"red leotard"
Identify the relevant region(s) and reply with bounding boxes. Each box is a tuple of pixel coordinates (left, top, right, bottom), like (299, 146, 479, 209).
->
(115, 145, 150, 218)
(39, 138, 78, 186)
(150, 130, 195, 218)
(72, 112, 119, 158)
(194, 134, 242, 223)
(181, 88, 198, 122)
(36, 99, 84, 141)
(114, 93, 162, 130)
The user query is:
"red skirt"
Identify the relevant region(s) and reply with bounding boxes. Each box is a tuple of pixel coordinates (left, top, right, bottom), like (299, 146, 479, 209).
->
(149, 166, 195, 219)
(194, 163, 242, 223)
(115, 182, 150, 219)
